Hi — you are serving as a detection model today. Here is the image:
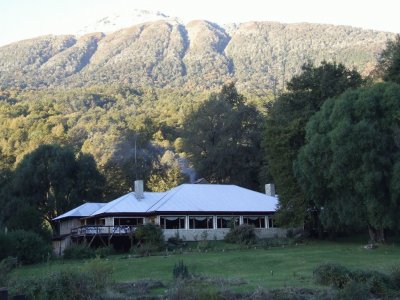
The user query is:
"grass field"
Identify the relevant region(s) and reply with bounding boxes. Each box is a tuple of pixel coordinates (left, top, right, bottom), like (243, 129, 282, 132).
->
(10, 239, 400, 291)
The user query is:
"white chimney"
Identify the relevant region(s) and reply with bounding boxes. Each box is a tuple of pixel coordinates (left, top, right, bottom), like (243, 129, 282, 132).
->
(134, 180, 144, 200)
(265, 183, 275, 197)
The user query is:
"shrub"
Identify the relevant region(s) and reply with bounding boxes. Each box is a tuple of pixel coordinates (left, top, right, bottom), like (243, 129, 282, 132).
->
(135, 224, 164, 248)
(167, 281, 220, 300)
(84, 257, 113, 290)
(339, 280, 370, 300)
(8, 258, 112, 298)
(390, 264, 400, 289)
(114, 279, 164, 297)
(314, 263, 397, 297)
(173, 260, 189, 280)
(197, 230, 210, 251)
(95, 245, 115, 258)
(286, 228, 294, 238)
(9, 267, 111, 300)
(7, 230, 51, 264)
(313, 263, 351, 288)
(0, 257, 17, 285)
(366, 271, 393, 296)
(63, 244, 95, 259)
(132, 244, 162, 257)
(0, 233, 12, 260)
(225, 224, 256, 245)
(168, 236, 183, 246)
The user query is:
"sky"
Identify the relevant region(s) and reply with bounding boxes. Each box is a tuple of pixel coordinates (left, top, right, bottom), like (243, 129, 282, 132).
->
(1, 0, 399, 46)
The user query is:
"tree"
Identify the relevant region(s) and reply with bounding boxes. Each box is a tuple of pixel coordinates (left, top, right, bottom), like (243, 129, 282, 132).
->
(296, 83, 400, 242)
(262, 61, 364, 228)
(376, 34, 400, 84)
(147, 150, 187, 192)
(182, 83, 263, 189)
(101, 129, 164, 198)
(1, 144, 104, 234)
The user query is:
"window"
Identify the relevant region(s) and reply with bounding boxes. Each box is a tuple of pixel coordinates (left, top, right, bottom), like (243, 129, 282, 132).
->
(114, 218, 143, 226)
(268, 217, 274, 228)
(160, 216, 185, 229)
(86, 219, 95, 225)
(216, 216, 239, 228)
(189, 216, 213, 229)
(243, 216, 266, 228)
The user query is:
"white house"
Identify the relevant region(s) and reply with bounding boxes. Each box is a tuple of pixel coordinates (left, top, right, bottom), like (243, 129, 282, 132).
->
(52, 181, 284, 255)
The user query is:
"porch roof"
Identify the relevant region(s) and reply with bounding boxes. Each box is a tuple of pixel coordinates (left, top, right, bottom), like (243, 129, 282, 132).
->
(53, 203, 106, 220)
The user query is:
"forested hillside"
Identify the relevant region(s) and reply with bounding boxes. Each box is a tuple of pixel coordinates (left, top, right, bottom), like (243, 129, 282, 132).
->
(0, 87, 201, 195)
(0, 20, 394, 91)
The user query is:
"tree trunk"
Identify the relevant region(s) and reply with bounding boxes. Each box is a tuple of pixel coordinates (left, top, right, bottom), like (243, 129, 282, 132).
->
(368, 225, 385, 244)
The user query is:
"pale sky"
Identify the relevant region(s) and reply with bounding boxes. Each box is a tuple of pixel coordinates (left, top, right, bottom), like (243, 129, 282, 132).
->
(1, 0, 399, 46)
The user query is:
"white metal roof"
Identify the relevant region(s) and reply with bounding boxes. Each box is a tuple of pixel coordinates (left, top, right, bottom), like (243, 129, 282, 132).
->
(91, 192, 166, 216)
(53, 203, 106, 220)
(54, 184, 278, 220)
(148, 184, 277, 213)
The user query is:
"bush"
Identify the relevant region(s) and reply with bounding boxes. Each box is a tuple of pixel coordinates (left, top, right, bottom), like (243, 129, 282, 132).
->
(0, 233, 12, 260)
(225, 224, 256, 245)
(132, 244, 162, 257)
(338, 281, 370, 300)
(9, 265, 111, 300)
(7, 230, 51, 264)
(313, 263, 352, 288)
(314, 263, 397, 297)
(390, 264, 400, 289)
(8, 258, 112, 299)
(197, 230, 210, 251)
(135, 224, 164, 247)
(0, 257, 17, 285)
(95, 245, 115, 258)
(63, 244, 95, 259)
(365, 271, 392, 296)
(84, 257, 113, 290)
(173, 260, 189, 280)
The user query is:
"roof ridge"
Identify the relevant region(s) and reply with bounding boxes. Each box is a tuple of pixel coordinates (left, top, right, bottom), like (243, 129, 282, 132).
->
(90, 192, 134, 216)
(146, 184, 184, 213)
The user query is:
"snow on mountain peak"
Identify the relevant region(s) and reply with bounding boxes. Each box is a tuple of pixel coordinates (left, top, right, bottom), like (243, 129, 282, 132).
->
(76, 9, 179, 35)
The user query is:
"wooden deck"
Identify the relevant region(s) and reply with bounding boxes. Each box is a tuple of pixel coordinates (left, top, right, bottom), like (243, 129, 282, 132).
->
(71, 225, 137, 236)
(70, 225, 137, 247)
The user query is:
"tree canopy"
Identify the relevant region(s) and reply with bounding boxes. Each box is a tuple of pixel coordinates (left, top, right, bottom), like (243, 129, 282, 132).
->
(0, 144, 104, 235)
(296, 82, 400, 242)
(182, 83, 263, 189)
(376, 34, 400, 84)
(262, 61, 364, 228)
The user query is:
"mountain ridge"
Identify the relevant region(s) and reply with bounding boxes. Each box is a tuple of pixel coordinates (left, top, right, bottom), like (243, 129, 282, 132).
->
(0, 19, 395, 92)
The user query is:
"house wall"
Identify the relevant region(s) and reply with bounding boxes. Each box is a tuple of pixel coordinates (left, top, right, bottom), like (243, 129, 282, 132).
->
(52, 236, 72, 256)
(163, 228, 286, 241)
(163, 228, 230, 241)
(59, 219, 81, 235)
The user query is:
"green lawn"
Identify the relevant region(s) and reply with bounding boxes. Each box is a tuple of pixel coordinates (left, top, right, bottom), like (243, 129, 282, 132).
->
(10, 240, 400, 290)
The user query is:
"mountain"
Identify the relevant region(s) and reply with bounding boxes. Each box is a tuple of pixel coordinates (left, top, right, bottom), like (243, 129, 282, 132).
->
(0, 20, 394, 92)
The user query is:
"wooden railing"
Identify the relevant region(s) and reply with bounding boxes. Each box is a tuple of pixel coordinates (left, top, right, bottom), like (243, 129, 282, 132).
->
(71, 225, 137, 236)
